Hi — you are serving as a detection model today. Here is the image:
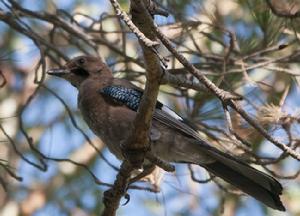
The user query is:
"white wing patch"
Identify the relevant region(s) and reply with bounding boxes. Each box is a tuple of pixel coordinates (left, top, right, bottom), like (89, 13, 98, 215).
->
(161, 105, 183, 121)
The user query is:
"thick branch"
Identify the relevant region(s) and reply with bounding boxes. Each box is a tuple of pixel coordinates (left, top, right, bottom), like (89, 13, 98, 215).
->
(101, 0, 163, 215)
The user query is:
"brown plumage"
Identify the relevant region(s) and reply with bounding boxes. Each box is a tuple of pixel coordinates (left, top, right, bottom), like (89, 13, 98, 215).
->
(47, 55, 285, 211)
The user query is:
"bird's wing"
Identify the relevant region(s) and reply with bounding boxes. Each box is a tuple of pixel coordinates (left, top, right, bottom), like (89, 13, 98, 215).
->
(99, 83, 203, 141)
(153, 108, 201, 140)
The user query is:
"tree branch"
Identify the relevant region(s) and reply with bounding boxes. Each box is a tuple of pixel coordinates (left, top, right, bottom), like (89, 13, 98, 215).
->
(101, 0, 167, 215)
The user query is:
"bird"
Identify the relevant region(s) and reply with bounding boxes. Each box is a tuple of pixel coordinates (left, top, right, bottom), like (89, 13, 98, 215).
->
(47, 55, 285, 211)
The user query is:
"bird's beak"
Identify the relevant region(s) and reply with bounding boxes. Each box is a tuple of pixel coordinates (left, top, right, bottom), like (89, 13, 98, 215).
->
(47, 68, 70, 77)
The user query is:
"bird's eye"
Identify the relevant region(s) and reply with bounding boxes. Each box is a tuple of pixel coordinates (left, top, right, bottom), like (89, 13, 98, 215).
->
(78, 58, 85, 65)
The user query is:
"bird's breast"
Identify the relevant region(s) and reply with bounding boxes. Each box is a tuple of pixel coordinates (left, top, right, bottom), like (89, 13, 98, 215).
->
(78, 83, 136, 159)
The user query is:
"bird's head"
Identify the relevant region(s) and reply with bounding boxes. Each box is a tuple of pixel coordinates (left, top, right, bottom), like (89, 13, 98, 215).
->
(47, 55, 108, 87)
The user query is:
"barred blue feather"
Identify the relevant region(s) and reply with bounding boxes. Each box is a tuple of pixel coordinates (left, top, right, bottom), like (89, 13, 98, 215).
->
(100, 86, 143, 111)
(100, 86, 184, 122)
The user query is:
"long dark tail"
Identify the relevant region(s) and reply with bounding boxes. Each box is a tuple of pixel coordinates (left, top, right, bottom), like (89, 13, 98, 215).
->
(191, 142, 285, 211)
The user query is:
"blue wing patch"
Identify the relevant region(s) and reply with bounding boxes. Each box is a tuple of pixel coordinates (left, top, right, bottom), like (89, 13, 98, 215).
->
(100, 86, 142, 111)
(100, 85, 199, 135)
(99, 85, 183, 121)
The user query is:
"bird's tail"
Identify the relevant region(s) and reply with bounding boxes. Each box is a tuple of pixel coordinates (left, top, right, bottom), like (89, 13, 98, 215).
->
(188, 141, 285, 211)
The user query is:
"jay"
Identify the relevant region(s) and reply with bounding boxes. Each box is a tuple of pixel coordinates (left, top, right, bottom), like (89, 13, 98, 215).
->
(47, 55, 285, 211)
